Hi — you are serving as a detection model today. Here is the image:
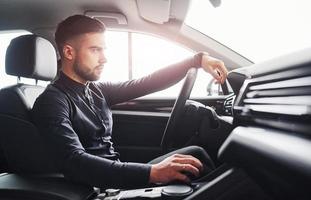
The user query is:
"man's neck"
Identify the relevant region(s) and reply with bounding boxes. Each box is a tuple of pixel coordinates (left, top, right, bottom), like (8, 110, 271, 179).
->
(61, 63, 88, 85)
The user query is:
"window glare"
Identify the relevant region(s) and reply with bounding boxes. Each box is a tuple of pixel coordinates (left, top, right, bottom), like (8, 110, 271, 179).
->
(1, 30, 216, 97)
(132, 33, 193, 98)
(185, 0, 311, 63)
(98, 31, 215, 98)
(99, 31, 128, 82)
(132, 33, 192, 77)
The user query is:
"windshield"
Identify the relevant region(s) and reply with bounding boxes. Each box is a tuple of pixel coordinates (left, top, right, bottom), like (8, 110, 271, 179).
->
(185, 0, 311, 63)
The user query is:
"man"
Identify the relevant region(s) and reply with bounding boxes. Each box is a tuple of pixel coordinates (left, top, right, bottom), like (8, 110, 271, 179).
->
(32, 15, 228, 188)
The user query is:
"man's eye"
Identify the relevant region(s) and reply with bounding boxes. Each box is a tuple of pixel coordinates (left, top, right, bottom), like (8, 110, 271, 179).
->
(91, 48, 100, 53)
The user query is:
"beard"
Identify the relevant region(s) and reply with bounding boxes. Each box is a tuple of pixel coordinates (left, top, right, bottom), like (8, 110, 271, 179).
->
(73, 60, 102, 82)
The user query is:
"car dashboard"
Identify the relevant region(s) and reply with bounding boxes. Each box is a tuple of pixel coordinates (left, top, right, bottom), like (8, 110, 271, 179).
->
(220, 47, 311, 199)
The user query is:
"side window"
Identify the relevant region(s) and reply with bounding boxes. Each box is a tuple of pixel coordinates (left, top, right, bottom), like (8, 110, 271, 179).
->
(101, 30, 215, 98)
(100, 31, 129, 82)
(131, 33, 193, 98)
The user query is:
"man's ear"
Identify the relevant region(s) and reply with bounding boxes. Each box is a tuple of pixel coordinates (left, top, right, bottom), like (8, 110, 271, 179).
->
(63, 44, 75, 60)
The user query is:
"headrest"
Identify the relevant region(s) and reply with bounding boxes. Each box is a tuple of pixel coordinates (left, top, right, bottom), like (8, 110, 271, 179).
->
(5, 35, 57, 81)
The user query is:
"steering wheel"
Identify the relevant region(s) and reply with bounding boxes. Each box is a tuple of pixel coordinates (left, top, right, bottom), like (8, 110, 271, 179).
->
(161, 67, 198, 152)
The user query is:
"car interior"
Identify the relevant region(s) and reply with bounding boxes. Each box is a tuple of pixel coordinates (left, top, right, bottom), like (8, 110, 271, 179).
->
(0, 0, 310, 200)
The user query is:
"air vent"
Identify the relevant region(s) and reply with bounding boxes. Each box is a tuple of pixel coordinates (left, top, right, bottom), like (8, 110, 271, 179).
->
(224, 94, 235, 116)
(234, 65, 311, 134)
(242, 75, 311, 116)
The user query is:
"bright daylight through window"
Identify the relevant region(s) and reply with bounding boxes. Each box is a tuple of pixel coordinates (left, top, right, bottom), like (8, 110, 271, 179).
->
(1, 30, 215, 98)
(101, 31, 216, 98)
(101, 31, 214, 98)
(185, 0, 311, 63)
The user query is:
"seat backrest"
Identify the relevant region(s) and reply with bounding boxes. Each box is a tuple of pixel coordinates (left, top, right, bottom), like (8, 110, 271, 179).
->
(0, 34, 57, 120)
(0, 84, 46, 120)
(0, 35, 57, 173)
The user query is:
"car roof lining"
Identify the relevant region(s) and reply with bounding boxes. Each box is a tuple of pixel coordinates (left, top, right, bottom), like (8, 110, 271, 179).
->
(0, 0, 250, 69)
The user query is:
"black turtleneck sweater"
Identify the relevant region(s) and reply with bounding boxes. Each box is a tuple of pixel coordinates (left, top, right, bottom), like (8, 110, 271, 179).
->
(31, 54, 202, 188)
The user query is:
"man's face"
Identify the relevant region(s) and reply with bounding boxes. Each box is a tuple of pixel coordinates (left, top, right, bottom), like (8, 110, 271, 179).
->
(71, 32, 107, 83)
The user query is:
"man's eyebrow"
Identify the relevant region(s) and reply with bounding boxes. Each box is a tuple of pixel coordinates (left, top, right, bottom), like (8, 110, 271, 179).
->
(89, 45, 106, 50)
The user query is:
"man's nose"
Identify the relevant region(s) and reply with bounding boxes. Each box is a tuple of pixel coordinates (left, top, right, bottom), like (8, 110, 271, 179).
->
(99, 53, 107, 64)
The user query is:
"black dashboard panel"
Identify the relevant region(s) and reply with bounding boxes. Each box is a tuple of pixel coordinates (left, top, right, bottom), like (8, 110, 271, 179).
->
(233, 60, 311, 134)
(228, 48, 311, 134)
(220, 48, 311, 200)
(218, 126, 311, 199)
(228, 48, 311, 96)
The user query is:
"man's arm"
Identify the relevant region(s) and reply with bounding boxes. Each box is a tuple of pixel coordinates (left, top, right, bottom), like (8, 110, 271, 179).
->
(32, 87, 205, 187)
(32, 87, 203, 187)
(100, 52, 227, 106)
(32, 88, 151, 188)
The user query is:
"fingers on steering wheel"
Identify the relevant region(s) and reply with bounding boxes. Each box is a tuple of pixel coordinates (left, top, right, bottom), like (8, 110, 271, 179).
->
(217, 61, 228, 84)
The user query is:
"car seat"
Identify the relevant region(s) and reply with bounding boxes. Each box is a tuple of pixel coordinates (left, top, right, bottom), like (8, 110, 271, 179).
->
(0, 34, 57, 173)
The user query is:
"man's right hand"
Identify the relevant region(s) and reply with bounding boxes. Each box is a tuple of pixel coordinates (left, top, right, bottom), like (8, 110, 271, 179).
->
(149, 154, 203, 184)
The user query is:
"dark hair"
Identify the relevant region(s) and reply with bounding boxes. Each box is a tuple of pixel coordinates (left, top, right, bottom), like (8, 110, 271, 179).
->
(55, 15, 106, 57)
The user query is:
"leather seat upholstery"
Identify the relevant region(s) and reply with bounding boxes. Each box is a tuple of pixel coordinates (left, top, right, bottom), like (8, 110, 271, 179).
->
(0, 35, 57, 173)
(1, 34, 57, 119)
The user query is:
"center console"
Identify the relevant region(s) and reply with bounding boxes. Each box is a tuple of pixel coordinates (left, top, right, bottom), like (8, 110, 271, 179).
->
(96, 164, 251, 200)
(0, 162, 270, 200)
(99, 184, 194, 200)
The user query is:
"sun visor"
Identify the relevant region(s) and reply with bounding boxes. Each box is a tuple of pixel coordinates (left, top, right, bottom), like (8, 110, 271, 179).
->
(136, 0, 171, 24)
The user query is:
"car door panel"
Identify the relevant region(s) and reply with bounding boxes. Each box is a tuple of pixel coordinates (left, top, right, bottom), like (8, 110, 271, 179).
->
(112, 111, 168, 162)
(111, 96, 230, 163)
